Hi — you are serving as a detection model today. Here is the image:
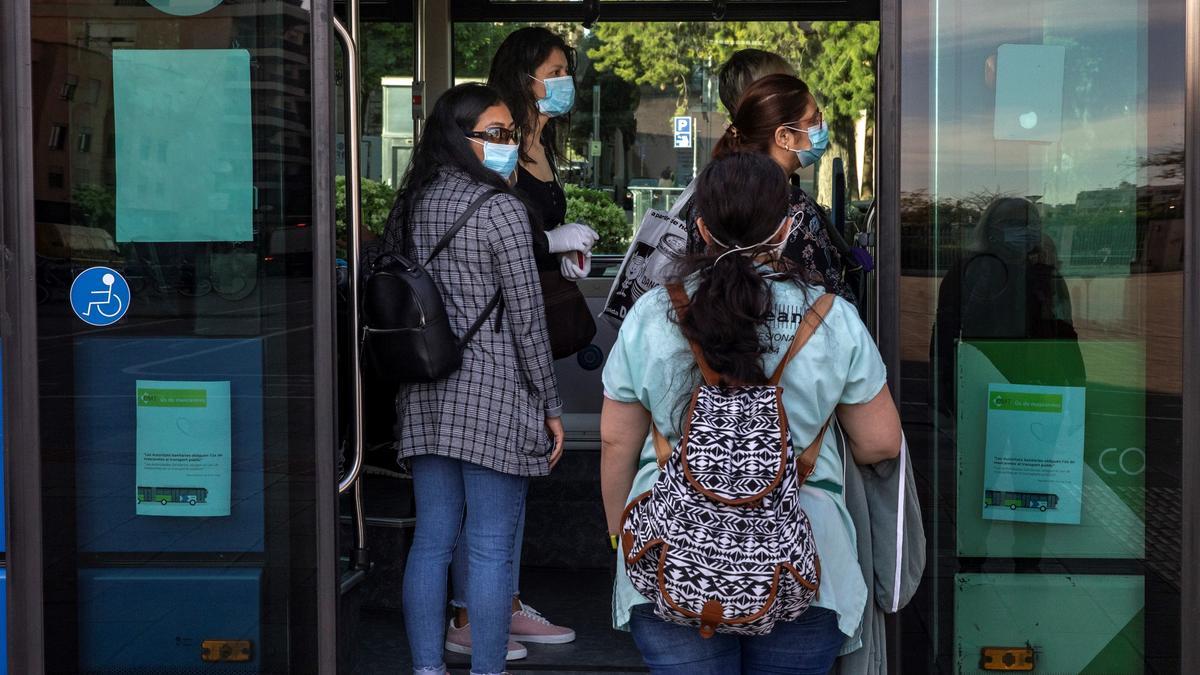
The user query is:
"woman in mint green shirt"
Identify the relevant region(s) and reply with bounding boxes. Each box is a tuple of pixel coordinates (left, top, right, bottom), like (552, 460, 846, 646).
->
(600, 153, 902, 674)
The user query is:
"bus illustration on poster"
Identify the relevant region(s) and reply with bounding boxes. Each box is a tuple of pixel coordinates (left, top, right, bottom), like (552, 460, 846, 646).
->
(982, 383, 1085, 525)
(135, 380, 232, 517)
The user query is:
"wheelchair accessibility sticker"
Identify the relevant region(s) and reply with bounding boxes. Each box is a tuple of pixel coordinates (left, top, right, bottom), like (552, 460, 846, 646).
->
(70, 267, 131, 326)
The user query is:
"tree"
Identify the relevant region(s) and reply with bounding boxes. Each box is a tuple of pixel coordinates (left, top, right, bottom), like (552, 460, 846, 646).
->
(800, 22, 878, 204)
(586, 21, 878, 204)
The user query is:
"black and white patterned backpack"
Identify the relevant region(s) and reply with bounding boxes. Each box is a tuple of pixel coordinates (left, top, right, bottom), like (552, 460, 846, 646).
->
(621, 285, 836, 638)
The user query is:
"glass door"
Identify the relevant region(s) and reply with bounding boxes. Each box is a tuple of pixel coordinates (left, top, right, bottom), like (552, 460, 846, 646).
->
(898, 0, 1188, 671)
(28, 0, 333, 671)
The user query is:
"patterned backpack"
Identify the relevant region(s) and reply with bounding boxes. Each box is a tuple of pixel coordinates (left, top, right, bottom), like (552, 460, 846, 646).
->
(621, 285, 836, 638)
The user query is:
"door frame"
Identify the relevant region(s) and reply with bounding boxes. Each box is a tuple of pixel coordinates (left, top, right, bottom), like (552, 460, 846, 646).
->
(0, 0, 341, 671)
(312, 0, 340, 671)
(1183, 0, 1200, 669)
(0, 0, 45, 672)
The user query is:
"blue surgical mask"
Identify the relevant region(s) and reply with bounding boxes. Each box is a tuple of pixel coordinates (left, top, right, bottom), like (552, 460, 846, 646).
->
(530, 74, 575, 117)
(470, 139, 519, 179)
(788, 120, 830, 168)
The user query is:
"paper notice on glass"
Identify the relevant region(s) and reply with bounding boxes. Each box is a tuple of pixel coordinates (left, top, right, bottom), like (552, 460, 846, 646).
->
(982, 384, 1085, 525)
(135, 380, 232, 517)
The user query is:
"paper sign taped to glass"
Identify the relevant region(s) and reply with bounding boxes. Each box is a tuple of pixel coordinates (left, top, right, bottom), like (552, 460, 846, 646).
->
(982, 383, 1085, 524)
(113, 50, 253, 243)
(135, 380, 232, 517)
(602, 185, 693, 327)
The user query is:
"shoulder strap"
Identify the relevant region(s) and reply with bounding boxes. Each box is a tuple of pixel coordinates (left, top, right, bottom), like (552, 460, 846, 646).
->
(456, 289, 504, 351)
(665, 284, 722, 386)
(769, 293, 836, 386)
(796, 418, 831, 486)
(426, 188, 502, 266)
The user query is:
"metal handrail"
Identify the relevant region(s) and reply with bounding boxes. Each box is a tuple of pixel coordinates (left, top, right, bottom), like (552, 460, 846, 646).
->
(333, 15, 364, 496)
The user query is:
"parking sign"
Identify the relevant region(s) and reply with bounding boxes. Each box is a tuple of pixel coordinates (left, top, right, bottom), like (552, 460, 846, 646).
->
(672, 116, 693, 148)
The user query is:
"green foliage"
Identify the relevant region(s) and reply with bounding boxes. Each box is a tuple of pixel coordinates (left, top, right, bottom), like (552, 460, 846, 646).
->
(72, 184, 116, 232)
(588, 21, 876, 128)
(564, 184, 631, 253)
(336, 175, 396, 242)
(800, 22, 878, 124)
(453, 23, 531, 80)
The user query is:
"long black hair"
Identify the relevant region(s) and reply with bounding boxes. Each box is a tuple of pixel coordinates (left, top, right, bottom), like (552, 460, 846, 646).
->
(486, 26, 576, 168)
(382, 83, 523, 255)
(667, 152, 807, 386)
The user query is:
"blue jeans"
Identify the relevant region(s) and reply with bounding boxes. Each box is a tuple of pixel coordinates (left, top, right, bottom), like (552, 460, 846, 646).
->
(402, 455, 528, 675)
(450, 501, 524, 607)
(629, 604, 845, 675)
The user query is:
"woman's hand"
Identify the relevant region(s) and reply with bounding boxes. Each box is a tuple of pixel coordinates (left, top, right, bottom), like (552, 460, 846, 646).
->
(545, 222, 599, 254)
(546, 415, 565, 469)
(559, 250, 591, 280)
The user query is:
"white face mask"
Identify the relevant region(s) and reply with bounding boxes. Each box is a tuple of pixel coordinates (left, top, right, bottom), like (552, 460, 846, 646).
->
(709, 215, 794, 267)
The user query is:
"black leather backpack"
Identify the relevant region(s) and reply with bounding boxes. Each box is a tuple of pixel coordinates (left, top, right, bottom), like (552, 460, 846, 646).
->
(362, 189, 502, 384)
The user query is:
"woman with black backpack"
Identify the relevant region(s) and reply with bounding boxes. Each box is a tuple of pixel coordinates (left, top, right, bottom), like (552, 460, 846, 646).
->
(381, 82, 564, 675)
(600, 152, 902, 674)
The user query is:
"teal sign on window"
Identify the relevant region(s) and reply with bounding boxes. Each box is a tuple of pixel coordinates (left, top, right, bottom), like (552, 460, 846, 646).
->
(146, 0, 224, 17)
(113, 50, 253, 243)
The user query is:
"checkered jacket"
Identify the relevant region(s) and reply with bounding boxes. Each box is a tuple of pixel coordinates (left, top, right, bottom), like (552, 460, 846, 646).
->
(384, 170, 562, 477)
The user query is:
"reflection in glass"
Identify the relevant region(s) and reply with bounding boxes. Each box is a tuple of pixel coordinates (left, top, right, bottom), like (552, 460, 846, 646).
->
(898, 0, 1185, 671)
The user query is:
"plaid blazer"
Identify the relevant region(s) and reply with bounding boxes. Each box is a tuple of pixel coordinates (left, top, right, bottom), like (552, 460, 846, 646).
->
(385, 170, 562, 477)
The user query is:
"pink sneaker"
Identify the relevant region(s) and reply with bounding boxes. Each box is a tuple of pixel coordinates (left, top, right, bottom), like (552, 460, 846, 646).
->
(443, 619, 527, 661)
(509, 602, 577, 644)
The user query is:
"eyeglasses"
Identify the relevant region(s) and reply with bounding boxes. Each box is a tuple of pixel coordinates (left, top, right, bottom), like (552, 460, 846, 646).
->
(782, 110, 824, 134)
(466, 127, 521, 145)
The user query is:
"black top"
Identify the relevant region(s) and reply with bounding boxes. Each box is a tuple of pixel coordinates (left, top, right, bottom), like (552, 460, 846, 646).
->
(515, 164, 566, 272)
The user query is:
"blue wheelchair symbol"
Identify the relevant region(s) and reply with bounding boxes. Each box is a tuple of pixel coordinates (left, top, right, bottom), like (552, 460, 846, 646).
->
(70, 267, 131, 327)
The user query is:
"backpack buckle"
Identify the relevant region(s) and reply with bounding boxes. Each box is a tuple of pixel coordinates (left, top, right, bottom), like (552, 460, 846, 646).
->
(699, 599, 724, 639)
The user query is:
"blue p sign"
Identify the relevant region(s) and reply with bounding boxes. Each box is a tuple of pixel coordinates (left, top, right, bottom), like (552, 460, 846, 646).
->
(70, 267, 131, 327)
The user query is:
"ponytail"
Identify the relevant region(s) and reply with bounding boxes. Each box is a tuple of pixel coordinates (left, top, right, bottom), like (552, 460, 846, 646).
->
(677, 253, 773, 385)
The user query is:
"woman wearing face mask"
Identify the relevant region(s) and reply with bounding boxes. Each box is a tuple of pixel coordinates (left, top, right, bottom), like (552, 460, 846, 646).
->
(701, 74, 854, 302)
(600, 152, 902, 673)
(488, 26, 597, 281)
(434, 27, 587, 660)
(382, 83, 565, 675)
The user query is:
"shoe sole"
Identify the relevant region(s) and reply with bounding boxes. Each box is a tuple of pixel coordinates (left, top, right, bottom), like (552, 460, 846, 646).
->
(509, 632, 577, 645)
(444, 641, 528, 661)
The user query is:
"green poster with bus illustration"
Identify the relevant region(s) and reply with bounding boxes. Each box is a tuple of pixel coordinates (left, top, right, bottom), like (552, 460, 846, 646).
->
(957, 340, 1145, 558)
(983, 384, 1086, 525)
(135, 380, 232, 517)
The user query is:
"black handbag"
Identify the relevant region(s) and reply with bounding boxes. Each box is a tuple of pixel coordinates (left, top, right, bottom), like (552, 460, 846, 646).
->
(540, 269, 597, 359)
(362, 190, 502, 384)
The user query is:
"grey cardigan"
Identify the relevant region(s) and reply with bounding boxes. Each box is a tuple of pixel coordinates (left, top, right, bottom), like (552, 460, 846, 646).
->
(834, 429, 927, 674)
(389, 170, 562, 477)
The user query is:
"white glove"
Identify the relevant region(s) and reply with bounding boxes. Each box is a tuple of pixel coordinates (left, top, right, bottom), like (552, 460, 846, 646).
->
(545, 222, 599, 254)
(559, 250, 591, 280)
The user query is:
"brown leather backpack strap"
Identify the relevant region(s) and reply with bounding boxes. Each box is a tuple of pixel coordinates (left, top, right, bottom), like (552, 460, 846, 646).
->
(795, 418, 831, 487)
(651, 425, 673, 468)
(769, 293, 836, 386)
(666, 284, 721, 386)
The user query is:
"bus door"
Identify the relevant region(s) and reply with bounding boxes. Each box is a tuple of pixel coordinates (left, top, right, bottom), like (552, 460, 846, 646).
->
(334, 1, 883, 672)
(15, 0, 340, 671)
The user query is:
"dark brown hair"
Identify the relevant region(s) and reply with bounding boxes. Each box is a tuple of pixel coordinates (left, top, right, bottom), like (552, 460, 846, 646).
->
(667, 152, 804, 386)
(713, 73, 811, 160)
(486, 27, 576, 167)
